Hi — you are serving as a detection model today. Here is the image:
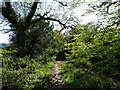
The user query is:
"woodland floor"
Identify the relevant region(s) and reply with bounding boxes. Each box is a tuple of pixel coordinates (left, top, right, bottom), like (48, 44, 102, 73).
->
(44, 61, 68, 89)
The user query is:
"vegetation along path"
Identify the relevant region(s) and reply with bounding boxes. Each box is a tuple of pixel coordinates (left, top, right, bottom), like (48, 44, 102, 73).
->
(45, 61, 68, 89)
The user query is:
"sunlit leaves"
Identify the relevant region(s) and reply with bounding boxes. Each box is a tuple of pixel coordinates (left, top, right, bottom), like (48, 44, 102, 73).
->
(61, 22, 120, 88)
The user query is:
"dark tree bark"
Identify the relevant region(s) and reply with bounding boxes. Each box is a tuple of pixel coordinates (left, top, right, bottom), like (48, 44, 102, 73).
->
(2, 0, 69, 57)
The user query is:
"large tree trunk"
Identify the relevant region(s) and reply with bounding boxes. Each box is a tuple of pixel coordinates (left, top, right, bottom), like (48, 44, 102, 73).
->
(16, 28, 26, 57)
(2, 1, 38, 57)
(2, 1, 67, 57)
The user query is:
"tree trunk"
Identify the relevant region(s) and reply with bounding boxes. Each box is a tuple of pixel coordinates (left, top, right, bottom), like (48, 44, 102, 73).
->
(16, 26, 26, 57)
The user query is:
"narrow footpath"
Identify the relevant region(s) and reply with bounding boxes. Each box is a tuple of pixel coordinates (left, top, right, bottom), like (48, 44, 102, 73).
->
(45, 61, 68, 89)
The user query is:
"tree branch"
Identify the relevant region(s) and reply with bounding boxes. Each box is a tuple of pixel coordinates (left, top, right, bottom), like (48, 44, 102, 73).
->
(32, 16, 66, 28)
(26, 0, 39, 27)
(106, 1, 118, 13)
(2, 1, 19, 28)
(104, 38, 120, 46)
(104, 21, 120, 29)
(53, 0, 67, 6)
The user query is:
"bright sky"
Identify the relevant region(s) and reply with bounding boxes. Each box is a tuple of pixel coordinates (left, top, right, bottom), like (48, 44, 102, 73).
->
(0, 32, 10, 43)
(0, 21, 11, 43)
(0, 0, 100, 43)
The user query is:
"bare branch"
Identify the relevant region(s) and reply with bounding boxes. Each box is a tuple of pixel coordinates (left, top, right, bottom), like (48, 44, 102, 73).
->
(26, 0, 39, 27)
(32, 16, 66, 28)
(106, 1, 118, 13)
(43, 11, 50, 16)
(104, 21, 120, 29)
(53, 0, 67, 6)
(35, 11, 50, 17)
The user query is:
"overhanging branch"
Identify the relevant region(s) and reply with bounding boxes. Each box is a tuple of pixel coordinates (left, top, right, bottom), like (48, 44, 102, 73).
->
(53, 0, 67, 6)
(104, 21, 120, 29)
(32, 16, 66, 28)
(106, 1, 118, 13)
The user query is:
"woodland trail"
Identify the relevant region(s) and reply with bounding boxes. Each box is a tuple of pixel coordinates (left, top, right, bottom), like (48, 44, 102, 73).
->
(45, 61, 68, 89)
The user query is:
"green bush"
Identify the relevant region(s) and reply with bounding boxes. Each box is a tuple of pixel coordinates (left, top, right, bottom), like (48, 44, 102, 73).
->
(61, 25, 120, 89)
(2, 48, 54, 89)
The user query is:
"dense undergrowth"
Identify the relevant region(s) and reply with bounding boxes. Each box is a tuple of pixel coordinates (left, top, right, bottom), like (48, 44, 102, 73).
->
(1, 48, 55, 89)
(61, 25, 120, 89)
(1, 24, 120, 89)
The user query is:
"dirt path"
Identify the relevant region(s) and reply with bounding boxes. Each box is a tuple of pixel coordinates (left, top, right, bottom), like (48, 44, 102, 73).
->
(45, 61, 68, 89)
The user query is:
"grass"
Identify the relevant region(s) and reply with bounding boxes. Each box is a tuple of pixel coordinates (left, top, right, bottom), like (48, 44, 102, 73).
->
(40, 61, 54, 75)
